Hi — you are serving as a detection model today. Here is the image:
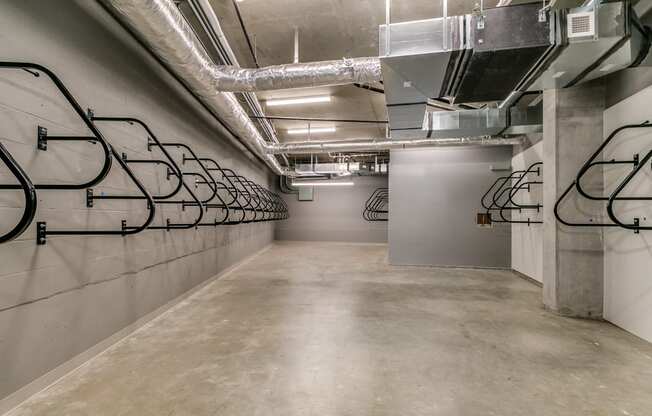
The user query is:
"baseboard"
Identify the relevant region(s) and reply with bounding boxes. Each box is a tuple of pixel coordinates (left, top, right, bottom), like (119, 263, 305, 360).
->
(0, 244, 272, 416)
(275, 240, 388, 246)
(386, 261, 511, 270)
(510, 269, 543, 287)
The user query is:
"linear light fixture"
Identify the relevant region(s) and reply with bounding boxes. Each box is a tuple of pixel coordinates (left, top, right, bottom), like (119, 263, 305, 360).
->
(292, 181, 354, 187)
(266, 95, 331, 107)
(287, 127, 336, 135)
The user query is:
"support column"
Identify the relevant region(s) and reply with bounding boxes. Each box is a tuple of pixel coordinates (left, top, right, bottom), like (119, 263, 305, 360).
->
(542, 82, 605, 319)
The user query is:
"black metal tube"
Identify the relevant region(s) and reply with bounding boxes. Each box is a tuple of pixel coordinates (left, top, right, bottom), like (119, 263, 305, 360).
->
(575, 121, 652, 201)
(606, 149, 652, 231)
(91, 117, 205, 230)
(0, 143, 37, 243)
(0, 62, 113, 190)
(44, 147, 156, 237)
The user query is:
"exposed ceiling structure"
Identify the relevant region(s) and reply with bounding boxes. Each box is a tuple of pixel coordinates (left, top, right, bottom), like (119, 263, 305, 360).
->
(209, 0, 501, 145)
(105, 0, 652, 176)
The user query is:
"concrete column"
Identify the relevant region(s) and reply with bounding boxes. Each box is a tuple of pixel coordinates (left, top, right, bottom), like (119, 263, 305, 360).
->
(542, 82, 605, 318)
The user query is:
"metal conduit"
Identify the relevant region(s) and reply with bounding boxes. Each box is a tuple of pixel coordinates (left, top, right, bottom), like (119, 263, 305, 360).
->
(264, 136, 524, 155)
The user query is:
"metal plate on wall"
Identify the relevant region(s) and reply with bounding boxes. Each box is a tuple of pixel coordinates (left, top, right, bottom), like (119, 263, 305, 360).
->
(298, 186, 314, 201)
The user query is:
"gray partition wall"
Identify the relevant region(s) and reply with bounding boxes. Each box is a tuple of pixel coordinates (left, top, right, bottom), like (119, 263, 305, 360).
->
(276, 176, 388, 243)
(389, 147, 512, 267)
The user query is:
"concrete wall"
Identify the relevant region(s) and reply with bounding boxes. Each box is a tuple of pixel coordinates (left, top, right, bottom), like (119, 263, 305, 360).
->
(388, 146, 512, 267)
(276, 175, 388, 243)
(511, 139, 544, 283)
(603, 84, 652, 343)
(0, 0, 274, 403)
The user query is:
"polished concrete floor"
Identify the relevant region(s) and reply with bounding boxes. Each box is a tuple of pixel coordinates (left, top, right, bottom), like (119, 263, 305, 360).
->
(7, 242, 652, 416)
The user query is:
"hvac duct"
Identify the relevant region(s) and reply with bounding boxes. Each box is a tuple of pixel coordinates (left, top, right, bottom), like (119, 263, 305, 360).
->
(264, 136, 524, 154)
(206, 57, 382, 92)
(99, 0, 386, 176)
(99, 0, 287, 175)
(379, 1, 651, 139)
(105, 0, 380, 93)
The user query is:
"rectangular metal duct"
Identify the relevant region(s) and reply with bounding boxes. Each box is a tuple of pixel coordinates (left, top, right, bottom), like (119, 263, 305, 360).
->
(379, 17, 469, 137)
(423, 104, 542, 138)
(451, 3, 554, 103)
(527, 1, 647, 91)
(377, 1, 649, 141)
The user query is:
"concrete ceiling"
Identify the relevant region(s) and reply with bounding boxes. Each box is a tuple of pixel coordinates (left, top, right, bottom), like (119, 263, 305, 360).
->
(208, 0, 506, 144)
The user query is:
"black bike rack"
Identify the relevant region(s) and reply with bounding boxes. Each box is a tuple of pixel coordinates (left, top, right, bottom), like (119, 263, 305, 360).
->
(0, 62, 155, 245)
(481, 161, 543, 226)
(0, 142, 37, 243)
(89, 116, 206, 230)
(363, 188, 389, 222)
(199, 158, 288, 223)
(554, 121, 652, 232)
(0, 63, 286, 245)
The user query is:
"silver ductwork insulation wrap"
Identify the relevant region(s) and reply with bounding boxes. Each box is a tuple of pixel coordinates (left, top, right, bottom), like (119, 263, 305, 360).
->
(100, 0, 287, 174)
(213, 57, 382, 92)
(265, 136, 525, 154)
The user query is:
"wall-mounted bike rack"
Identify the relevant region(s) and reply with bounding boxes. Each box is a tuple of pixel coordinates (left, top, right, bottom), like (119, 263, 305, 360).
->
(0, 62, 287, 245)
(90, 116, 207, 230)
(481, 161, 543, 226)
(363, 188, 388, 222)
(554, 121, 652, 233)
(0, 62, 155, 245)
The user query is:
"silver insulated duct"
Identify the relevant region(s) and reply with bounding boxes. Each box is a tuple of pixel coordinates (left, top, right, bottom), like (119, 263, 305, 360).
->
(206, 58, 382, 92)
(101, 0, 381, 92)
(265, 136, 524, 154)
(99, 0, 384, 175)
(99, 0, 288, 174)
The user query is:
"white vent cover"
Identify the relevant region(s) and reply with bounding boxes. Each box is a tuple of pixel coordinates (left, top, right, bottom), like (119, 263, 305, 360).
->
(567, 11, 595, 38)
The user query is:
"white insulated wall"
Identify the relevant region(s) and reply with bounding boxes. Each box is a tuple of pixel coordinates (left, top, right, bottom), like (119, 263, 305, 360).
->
(511, 141, 544, 283)
(603, 85, 652, 343)
(0, 0, 273, 402)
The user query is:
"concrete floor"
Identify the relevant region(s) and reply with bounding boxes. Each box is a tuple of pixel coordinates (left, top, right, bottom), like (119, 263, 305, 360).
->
(7, 242, 652, 416)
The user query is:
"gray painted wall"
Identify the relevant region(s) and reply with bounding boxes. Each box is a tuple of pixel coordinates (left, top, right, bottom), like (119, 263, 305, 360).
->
(276, 176, 388, 243)
(389, 146, 512, 267)
(0, 0, 273, 401)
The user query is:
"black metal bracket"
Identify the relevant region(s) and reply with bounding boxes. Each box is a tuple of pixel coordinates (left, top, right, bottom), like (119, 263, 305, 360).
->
(36, 222, 47, 246)
(86, 188, 94, 208)
(37, 126, 48, 151)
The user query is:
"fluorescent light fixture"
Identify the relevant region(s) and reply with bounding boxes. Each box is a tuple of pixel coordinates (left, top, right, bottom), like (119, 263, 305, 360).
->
(266, 95, 331, 107)
(292, 181, 354, 187)
(287, 127, 336, 135)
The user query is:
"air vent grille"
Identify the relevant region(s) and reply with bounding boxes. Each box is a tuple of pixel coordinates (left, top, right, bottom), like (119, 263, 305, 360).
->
(567, 12, 595, 38)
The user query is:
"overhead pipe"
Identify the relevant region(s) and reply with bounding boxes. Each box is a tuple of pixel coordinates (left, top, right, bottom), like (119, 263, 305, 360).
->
(189, 0, 288, 165)
(100, 0, 526, 175)
(99, 0, 289, 175)
(264, 136, 525, 154)
(207, 57, 382, 92)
